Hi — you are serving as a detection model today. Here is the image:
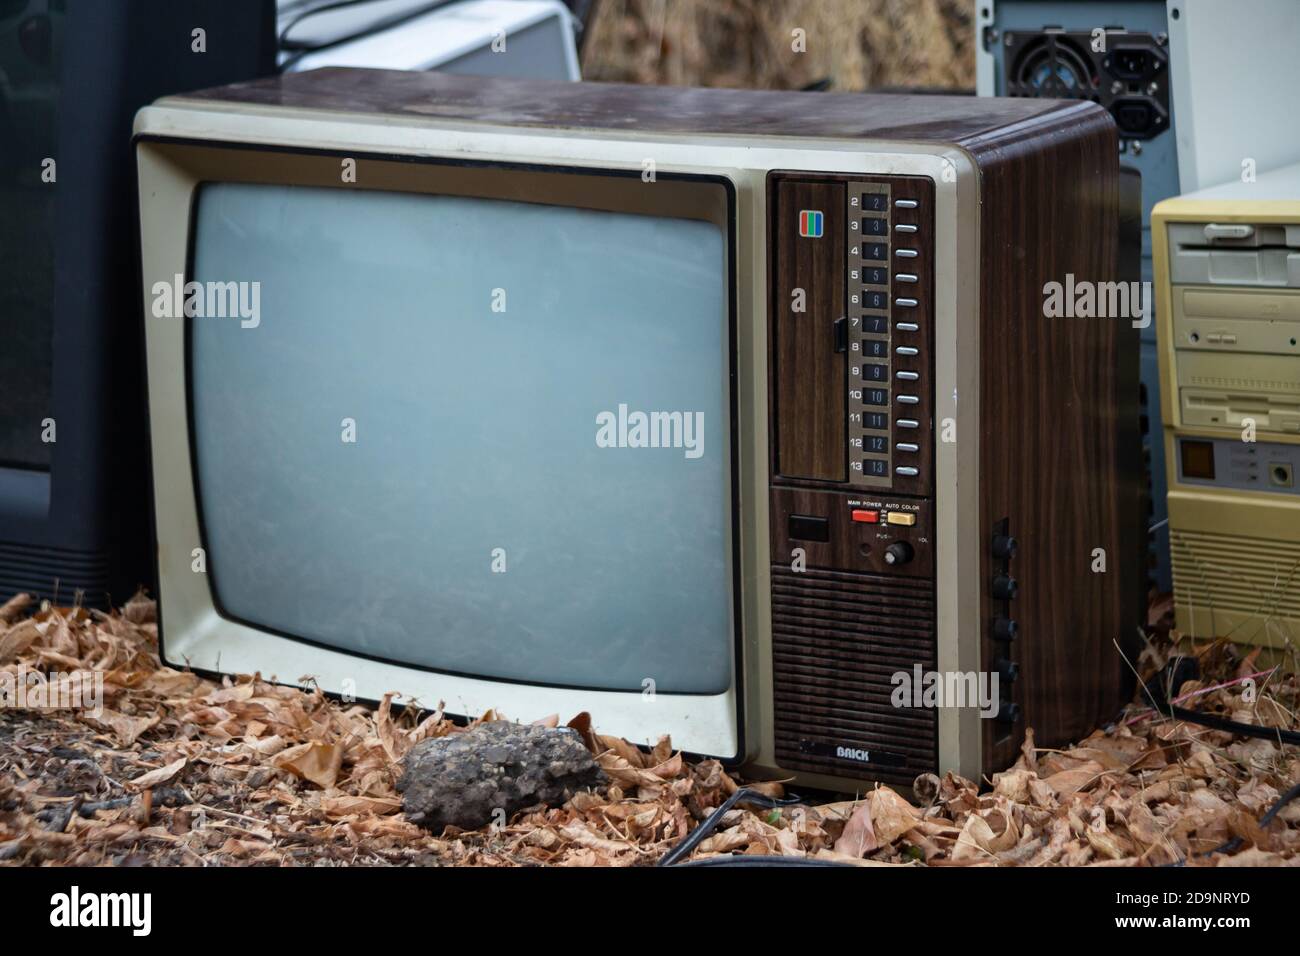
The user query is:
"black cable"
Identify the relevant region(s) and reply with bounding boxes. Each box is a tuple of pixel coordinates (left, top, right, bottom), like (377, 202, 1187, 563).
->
(1169, 703, 1300, 747)
(675, 854, 850, 868)
(657, 787, 805, 867)
(1204, 780, 1300, 858)
(1258, 780, 1300, 828)
(1140, 657, 1300, 746)
(1142, 658, 1300, 865)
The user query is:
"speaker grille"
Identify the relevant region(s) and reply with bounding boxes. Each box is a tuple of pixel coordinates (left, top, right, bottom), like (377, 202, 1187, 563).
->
(1171, 528, 1300, 621)
(0, 541, 113, 608)
(770, 565, 938, 785)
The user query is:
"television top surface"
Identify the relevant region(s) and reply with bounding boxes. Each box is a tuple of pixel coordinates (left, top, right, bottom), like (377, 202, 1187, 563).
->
(168, 66, 1087, 145)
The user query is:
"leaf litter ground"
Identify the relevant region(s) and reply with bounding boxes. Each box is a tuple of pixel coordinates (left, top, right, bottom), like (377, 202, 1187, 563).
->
(1, 592, 1296, 866)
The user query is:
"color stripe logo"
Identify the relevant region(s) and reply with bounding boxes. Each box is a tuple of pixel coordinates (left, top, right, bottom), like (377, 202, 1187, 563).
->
(799, 209, 824, 238)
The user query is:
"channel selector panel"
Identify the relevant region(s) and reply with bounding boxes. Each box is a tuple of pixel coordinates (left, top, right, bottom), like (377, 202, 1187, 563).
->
(770, 173, 935, 496)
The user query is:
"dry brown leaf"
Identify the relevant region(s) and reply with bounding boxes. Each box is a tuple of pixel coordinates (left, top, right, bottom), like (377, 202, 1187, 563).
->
(83, 710, 160, 747)
(1086, 818, 1130, 860)
(740, 780, 786, 800)
(565, 711, 600, 754)
(595, 751, 665, 790)
(596, 734, 647, 768)
(559, 822, 632, 856)
(0, 620, 42, 664)
(869, 785, 923, 844)
(698, 829, 749, 854)
(128, 757, 187, 792)
(321, 795, 402, 818)
(953, 810, 1015, 861)
(648, 753, 683, 779)
(274, 741, 345, 789)
(374, 693, 406, 763)
(0, 592, 33, 624)
(1044, 762, 1106, 798)
(833, 801, 877, 857)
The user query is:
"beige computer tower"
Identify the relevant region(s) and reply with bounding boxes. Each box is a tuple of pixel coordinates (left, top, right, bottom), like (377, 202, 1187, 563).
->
(1154, 162, 1300, 648)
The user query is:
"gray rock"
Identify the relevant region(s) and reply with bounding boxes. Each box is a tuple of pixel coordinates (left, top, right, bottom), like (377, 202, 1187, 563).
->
(397, 721, 606, 832)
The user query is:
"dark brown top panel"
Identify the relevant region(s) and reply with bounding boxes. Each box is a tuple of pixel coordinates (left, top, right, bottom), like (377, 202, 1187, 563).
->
(176, 67, 1098, 147)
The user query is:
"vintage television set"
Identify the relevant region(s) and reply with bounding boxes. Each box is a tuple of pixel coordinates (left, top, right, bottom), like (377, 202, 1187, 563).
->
(135, 68, 1143, 789)
(0, 0, 275, 605)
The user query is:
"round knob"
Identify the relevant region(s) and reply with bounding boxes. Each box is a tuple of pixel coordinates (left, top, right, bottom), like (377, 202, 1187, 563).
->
(995, 658, 1019, 682)
(993, 617, 1018, 641)
(991, 574, 1018, 600)
(996, 701, 1021, 723)
(884, 541, 914, 566)
(992, 534, 1018, 560)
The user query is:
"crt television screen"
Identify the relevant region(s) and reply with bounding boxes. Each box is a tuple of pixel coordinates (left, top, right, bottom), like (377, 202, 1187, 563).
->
(188, 181, 732, 694)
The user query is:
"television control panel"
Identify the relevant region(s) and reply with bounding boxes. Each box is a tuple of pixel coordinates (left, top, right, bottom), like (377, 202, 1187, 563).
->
(847, 180, 934, 492)
(766, 171, 939, 785)
(769, 173, 935, 498)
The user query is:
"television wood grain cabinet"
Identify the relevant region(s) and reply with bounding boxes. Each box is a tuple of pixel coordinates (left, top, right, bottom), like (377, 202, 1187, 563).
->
(135, 68, 1143, 791)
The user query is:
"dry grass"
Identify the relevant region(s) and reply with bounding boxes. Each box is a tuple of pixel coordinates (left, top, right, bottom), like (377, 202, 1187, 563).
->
(581, 0, 976, 91)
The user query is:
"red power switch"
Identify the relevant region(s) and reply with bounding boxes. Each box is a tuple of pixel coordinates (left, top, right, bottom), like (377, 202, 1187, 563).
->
(851, 509, 880, 524)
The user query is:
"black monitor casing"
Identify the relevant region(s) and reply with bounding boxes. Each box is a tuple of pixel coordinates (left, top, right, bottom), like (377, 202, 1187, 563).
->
(0, 0, 275, 606)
